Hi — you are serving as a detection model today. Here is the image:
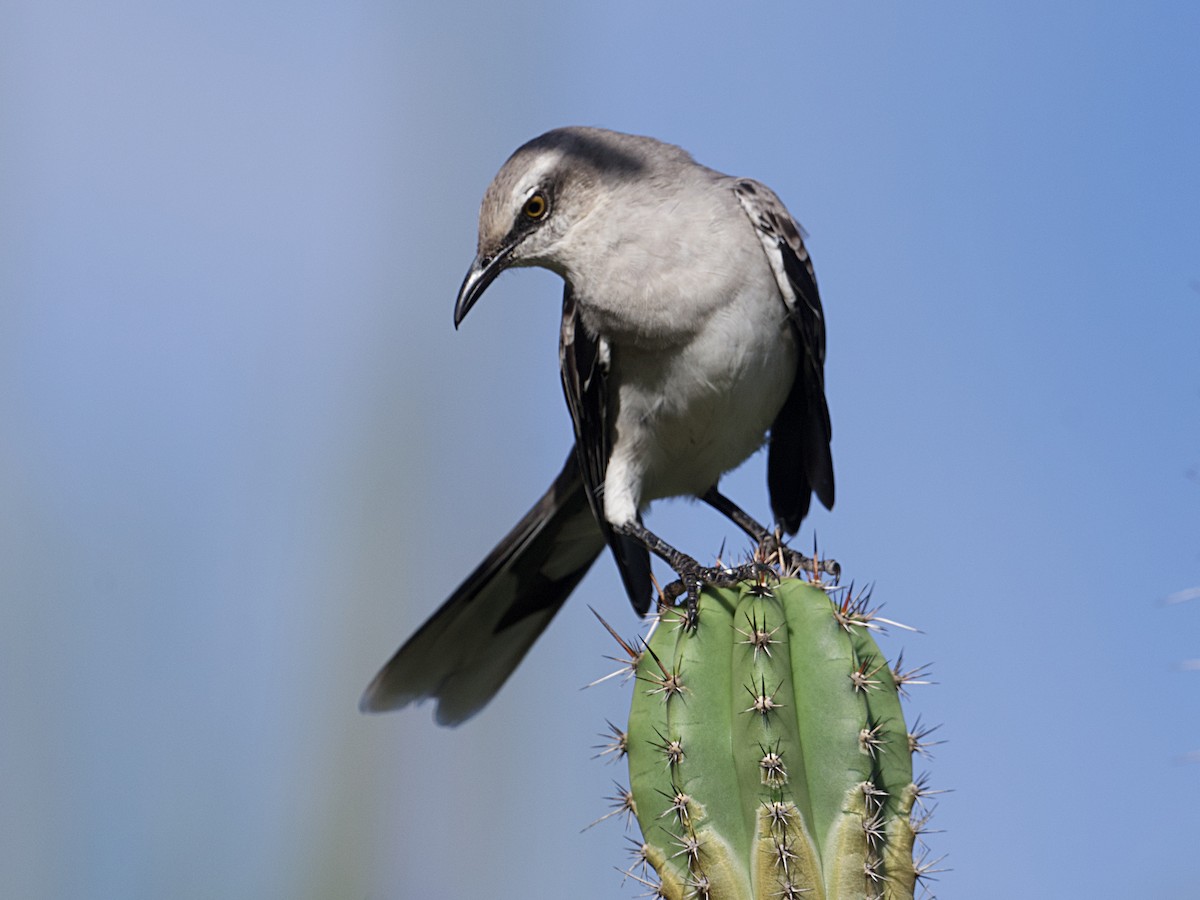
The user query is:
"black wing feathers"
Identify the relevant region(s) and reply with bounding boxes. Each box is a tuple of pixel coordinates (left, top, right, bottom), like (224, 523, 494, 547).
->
(768, 235, 835, 532)
(734, 180, 834, 533)
(559, 287, 653, 614)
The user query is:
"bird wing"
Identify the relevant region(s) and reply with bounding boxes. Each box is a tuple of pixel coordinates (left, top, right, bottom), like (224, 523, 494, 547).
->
(732, 179, 835, 532)
(559, 285, 653, 614)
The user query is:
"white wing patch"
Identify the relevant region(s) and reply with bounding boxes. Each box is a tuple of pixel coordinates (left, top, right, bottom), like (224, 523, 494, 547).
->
(731, 178, 823, 338)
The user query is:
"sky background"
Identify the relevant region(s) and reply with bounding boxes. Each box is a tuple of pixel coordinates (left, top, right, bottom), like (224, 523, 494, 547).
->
(2, 1, 1199, 898)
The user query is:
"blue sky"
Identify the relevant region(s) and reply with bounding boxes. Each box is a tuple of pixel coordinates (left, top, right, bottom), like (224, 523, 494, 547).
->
(2, 2, 1198, 897)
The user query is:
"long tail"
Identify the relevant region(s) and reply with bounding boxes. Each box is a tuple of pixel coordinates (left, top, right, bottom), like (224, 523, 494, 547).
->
(360, 453, 604, 725)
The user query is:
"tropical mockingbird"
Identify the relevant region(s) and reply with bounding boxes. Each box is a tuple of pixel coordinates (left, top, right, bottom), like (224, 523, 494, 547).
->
(361, 127, 834, 724)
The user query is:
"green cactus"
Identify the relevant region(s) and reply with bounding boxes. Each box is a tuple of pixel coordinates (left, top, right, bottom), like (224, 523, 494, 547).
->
(619, 577, 931, 900)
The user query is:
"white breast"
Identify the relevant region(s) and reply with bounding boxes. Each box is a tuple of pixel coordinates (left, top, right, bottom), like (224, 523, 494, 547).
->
(599, 276, 796, 527)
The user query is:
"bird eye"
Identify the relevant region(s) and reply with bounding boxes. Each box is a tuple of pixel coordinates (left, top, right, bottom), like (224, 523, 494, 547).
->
(522, 192, 548, 220)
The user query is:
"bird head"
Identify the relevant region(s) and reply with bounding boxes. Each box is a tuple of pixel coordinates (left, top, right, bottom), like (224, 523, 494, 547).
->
(453, 127, 670, 327)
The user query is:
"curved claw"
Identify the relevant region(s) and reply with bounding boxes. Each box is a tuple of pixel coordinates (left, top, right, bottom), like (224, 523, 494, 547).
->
(753, 532, 840, 584)
(663, 560, 767, 622)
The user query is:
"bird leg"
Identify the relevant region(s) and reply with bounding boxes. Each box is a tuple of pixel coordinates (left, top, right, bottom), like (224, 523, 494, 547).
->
(701, 487, 840, 581)
(614, 519, 764, 616)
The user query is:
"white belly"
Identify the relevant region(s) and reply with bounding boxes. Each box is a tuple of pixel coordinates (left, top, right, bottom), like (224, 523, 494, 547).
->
(600, 285, 796, 526)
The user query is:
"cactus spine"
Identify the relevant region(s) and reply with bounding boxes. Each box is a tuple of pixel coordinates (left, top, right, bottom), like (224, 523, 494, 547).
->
(623, 578, 924, 900)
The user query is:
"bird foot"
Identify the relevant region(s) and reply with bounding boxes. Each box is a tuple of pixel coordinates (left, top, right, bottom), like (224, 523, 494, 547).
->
(754, 530, 840, 583)
(660, 560, 773, 622)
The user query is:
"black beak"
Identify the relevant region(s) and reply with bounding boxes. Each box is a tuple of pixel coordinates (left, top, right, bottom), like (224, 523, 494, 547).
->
(453, 245, 514, 329)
